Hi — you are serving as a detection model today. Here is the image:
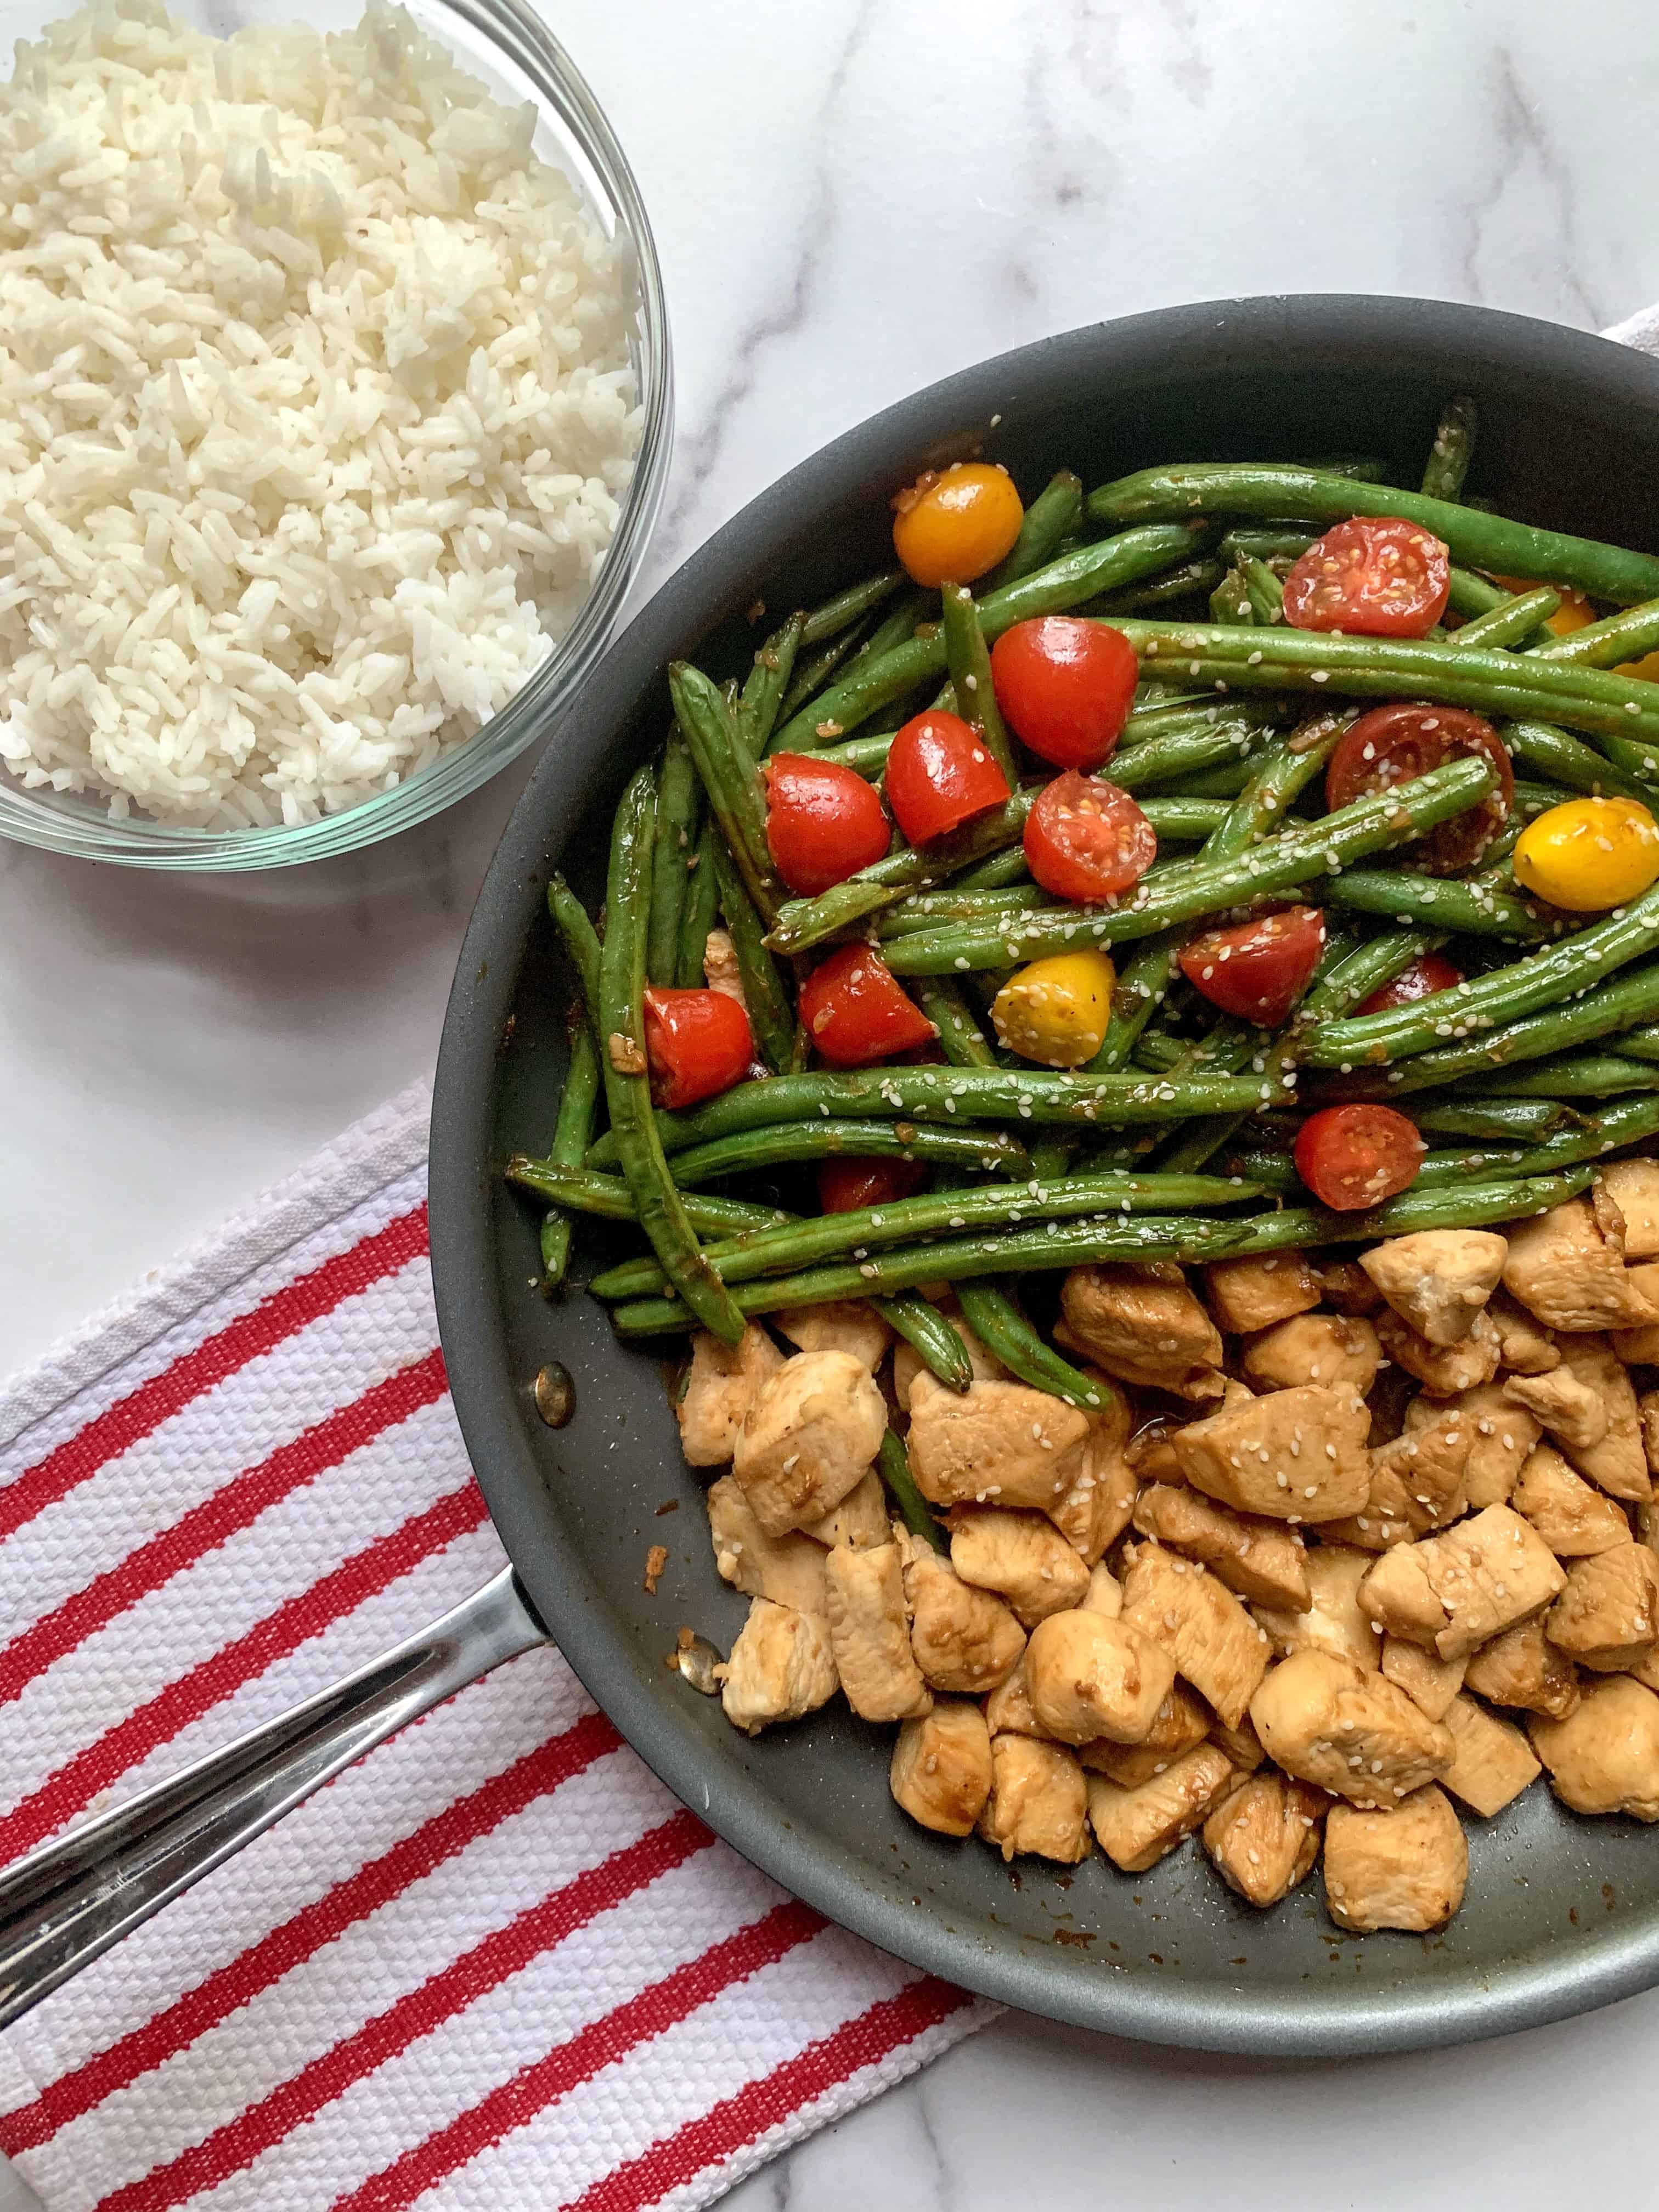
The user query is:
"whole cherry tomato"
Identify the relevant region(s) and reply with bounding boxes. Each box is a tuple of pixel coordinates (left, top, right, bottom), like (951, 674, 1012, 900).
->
(1325, 703, 1513, 874)
(1177, 906, 1326, 1027)
(1283, 517, 1451, 637)
(989, 616, 1138, 770)
(1353, 951, 1464, 1018)
(1295, 1103, 1426, 1211)
(891, 461, 1024, 586)
(1023, 771, 1156, 904)
(884, 709, 1011, 844)
(642, 987, 753, 1110)
(817, 1155, 928, 1214)
(797, 944, 938, 1066)
(764, 753, 890, 895)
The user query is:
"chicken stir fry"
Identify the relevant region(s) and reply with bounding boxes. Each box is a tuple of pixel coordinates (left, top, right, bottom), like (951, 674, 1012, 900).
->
(675, 1184, 1659, 1934)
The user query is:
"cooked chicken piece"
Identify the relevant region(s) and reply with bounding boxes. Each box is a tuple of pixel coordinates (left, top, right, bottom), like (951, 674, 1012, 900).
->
(892, 1313, 1008, 1409)
(1359, 1229, 1508, 1347)
(1249, 1649, 1453, 1808)
(950, 1508, 1091, 1626)
(978, 1734, 1092, 1862)
(1531, 1676, 1659, 1819)
(1082, 1561, 1124, 1617)
(1313, 1257, 1384, 1317)
(1413, 1383, 1539, 1510)
(1079, 1680, 1212, 1786)
(701, 926, 748, 1009)
(890, 1702, 995, 1836)
(984, 1652, 1046, 1738)
(732, 1350, 887, 1534)
(1254, 1544, 1381, 1672)
(1642, 1392, 1659, 1483)
(1024, 1608, 1176, 1746)
(1539, 1336, 1650, 1503)
(1329, 1401, 1472, 1549)
(1204, 1252, 1323, 1334)
(676, 1325, 785, 1467)
(1086, 1744, 1236, 1872)
(1486, 1289, 1560, 1376)
(1610, 1262, 1659, 1362)
(1438, 1692, 1542, 1818)
(1209, 1711, 1267, 1773)
(798, 1467, 890, 1550)
(1374, 1307, 1500, 1397)
(1504, 1365, 1607, 1454)
(1600, 1158, 1659, 1258)
(707, 1477, 830, 1615)
(1545, 1543, 1659, 1672)
(1380, 1637, 1467, 1721)
(906, 1375, 1087, 1512)
(718, 1598, 839, 1735)
(1240, 1312, 1382, 1398)
(1463, 1616, 1581, 1722)
(1046, 1379, 1139, 1564)
(1510, 1444, 1633, 1558)
(1132, 1483, 1310, 1611)
(1056, 1261, 1226, 1399)
(1323, 1786, 1468, 1932)
(1502, 1195, 1659, 1333)
(1170, 1384, 1371, 1522)
(1122, 1539, 1270, 1727)
(1124, 1416, 1187, 1486)
(1202, 1769, 1327, 1908)
(1358, 1504, 1566, 1660)
(823, 1543, 932, 1724)
(904, 1545, 1026, 1693)
(774, 1300, 891, 1373)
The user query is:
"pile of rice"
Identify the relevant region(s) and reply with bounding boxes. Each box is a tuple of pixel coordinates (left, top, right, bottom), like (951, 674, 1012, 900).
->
(0, 0, 641, 828)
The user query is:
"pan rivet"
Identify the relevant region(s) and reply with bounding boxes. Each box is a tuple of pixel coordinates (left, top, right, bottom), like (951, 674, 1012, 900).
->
(534, 1362, 575, 1428)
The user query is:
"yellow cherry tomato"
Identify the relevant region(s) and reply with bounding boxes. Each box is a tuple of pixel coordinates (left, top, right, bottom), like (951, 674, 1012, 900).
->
(1513, 797, 1659, 911)
(1618, 650, 1659, 683)
(1494, 577, 1596, 637)
(991, 950, 1116, 1069)
(891, 461, 1024, 588)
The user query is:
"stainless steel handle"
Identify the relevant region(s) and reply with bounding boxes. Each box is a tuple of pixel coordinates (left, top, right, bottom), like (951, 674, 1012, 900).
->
(0, 1568, 548, 2030)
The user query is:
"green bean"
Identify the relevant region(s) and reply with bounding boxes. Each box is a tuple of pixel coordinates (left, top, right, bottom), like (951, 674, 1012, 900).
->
(646, 726, 699, 986)
(1209, 568, 1254, 625)
(940, 582, 1018, 780)
(1088, 557, 1230, 616)
(915, 977, 999, 1068)
(1420, 395, 1477, 503)
(737, 611, 805, 754)
(1414, 1098, 1576, 1139)
(535, 1011, 603, 1291)
(1504, 720, 1658, 804)
(883, 756, 1496, 973)
(1464, 1054, 1659, 1098)
(1110, 715, 1277, 797)
(1087, 463, 1659, 605)
(881, 889, 1050, 939)
(1318, 867, 1562, 942)
(548, 875, 602, 1016)
(821, 695, 1279, 783)
(1220, 527, 1315, 566)
(812, 731, 897, 777)
(1204, 712, 1350, 864)
(765, 791, 1037, 953)
(1414, 1097, 1659, 1180)
(877, 1427, 949, 1548)
(1239, 555, 1284, 627)
(676, 822, 721, 989)
(706, 831, 797, 1075)
(983, 470, 1085, 592)
(952, 844, 1036, 891)
(1453, 587, 1561, 652)
(669, 662, 783, 926)
(1533, 597, 1659, 670)
(599, 767, 746, 1344)
(1141, 796, 1232, 841)
(775, 618, 876, 727)
(801, 569, 906, 647)
(616, 1116, 1034, 1186)
(953, 1279, 1109, 1409)
(506, 1155, 790, 1236)
(874, 1294, 972, 1398)
(1089, 929, 1185, 1072)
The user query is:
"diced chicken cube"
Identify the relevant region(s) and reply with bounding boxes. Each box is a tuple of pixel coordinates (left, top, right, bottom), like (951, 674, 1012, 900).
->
(1313, 1257, 1384, 1316)
(892, 1313, 1008, 1409)
(1418, 1383, 1539, 1510)
(983, 1652, 1046, 1738)
(1642, 1392, 1659, 1484)
(890, 1702, 995, 1836)
(798, 1466, 890, 1550)
(1204, 1252, 1323, 1334)
(1331, 1402, 1472, 1548)
(1440, 1692, 1542, 1817)
(823, 1543, 932, 1723)
(1359, 1504, 1566, 1661)
(1487, 1289, 1560, 1376)
(1542, 1336, 1650, 1503)
(1502, 1195, 1659, 1333)
(1057, 1262, 1225, 1399)
(1380, 1636, 1467, 1721)
(906, 1375, 1088, 1512)
(1081, 1561, 1124, 1617)
(1254, 1545, 1381, 1673)
(732, 1350, 887, 1534)
(1170, 1384, 1371, 1522)
(1610, 1261, 1659, 1362)
(1079, 1680, 1212, 1787)
(1374, 1307, 1500, 1397)
(1530, 1675, 1659, 1820)
(701, 926, 748, 1008)
(1323, 1786, 1468, 1932)
(1599, 1158, 1659, 1258)
(1132, 1483, 1310, 1611)
(978, 1734, 1092, 1862)
(1121, 1539, 1270, 1727)
(718, 1598, 838, 1735)
(1202, 1769, 1327, 1907)
(707, 1477, 830, 1615)
(1360, 1229, 1508, 1346)
(1240, 1312, 1381, 1398)
(1510, 1444, 1633, 1558)
(1086, 1744, 1236, 1872)
(774, 1300, 891, 1372)
(1249, 1649, 1453, 1808)
(1209, 1712, 1267, 1773)
(1463, 1616, 1581, 1722)
(1504, 1365, 1608, 1455)
(1545, 1544, 1659, 1672)
(950, 1508, 1091, 1626)
(1046, 1379, 1138, 1564)
(1024, 1608, 1176, 1746)
(676, 1325, 784, 1467)
(903, 1546, 1025, 1693)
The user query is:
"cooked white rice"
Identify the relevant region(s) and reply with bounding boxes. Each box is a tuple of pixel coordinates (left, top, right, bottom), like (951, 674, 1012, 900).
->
(0, 0, 640, 828)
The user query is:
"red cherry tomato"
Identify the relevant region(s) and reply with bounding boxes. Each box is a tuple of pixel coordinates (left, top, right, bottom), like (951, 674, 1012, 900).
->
(817, 1155, 928, 1214)
(1325, 703, 1514, 874)
(1294, 1103, 1426, 1211)
(797, 944, 938, 1067)
(1023, 772, 1157, 904)
(1353, 951, 1465, 1018)
(764, 753, 890, 895)
(884, 710, 1012, 845)
(989, 616, 1138, 770)
(1283, 517, 1451, 637)
(1177, 906, 1326, 1027)
(642, 987, 753, 1110)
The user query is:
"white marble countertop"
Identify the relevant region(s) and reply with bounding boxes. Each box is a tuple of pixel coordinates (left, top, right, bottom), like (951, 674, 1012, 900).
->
(5, 0, 1659, 2205)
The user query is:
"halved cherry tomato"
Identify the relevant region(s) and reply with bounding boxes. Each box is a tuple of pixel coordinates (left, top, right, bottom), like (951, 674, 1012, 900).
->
(1177, 906, 1325, 1027)
(1023, 771, 1156, 904)
(1353, 951, 1464, 1018)
(884, 709, 1011, 844)
(764, 753, 890, 895)
(798, 944, 938, 1066)
(1283, 517, 1451, 637)
(1294, 1103, 1425, 1211)
(891, 461, 1024, 587)
(1325, 703, 1514, 874)
(989, 616, 1138, 770)
(642, 987, 753, 1110)
(817, 1155, 928, 1215)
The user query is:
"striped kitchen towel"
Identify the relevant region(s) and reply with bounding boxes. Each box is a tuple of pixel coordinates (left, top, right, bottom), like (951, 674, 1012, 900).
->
(0, 1084, 991, 2212)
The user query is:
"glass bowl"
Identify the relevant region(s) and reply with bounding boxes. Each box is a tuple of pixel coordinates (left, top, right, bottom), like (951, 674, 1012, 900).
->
(0, 0, 672, 870)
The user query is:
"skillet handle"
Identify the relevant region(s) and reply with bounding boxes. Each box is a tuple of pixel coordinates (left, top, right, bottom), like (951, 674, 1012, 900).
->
(0, 1567, 548, 2030)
